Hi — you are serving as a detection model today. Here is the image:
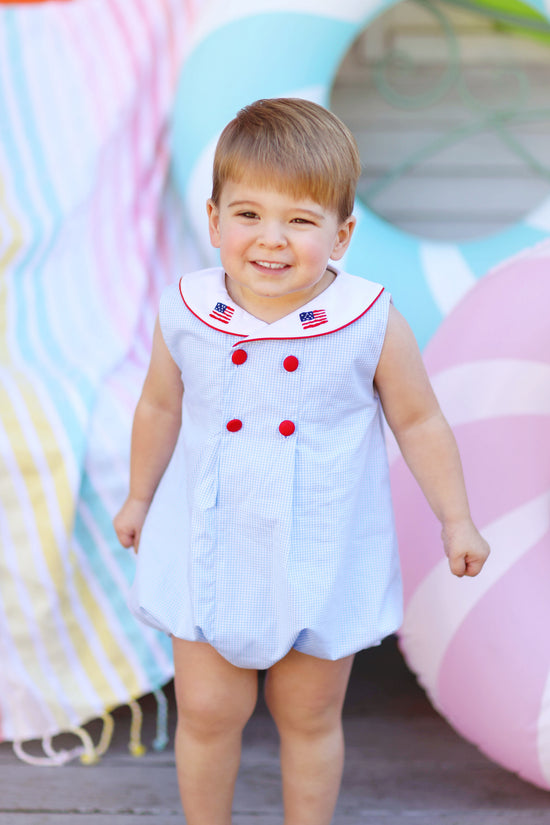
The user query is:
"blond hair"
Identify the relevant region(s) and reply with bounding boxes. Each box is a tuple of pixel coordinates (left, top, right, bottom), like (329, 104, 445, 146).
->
(211, 98, 361, 222)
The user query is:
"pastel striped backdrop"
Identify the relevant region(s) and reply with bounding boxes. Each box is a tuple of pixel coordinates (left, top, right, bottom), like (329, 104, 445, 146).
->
(3, 0, 549, 778)
(0, 0, 203, 754)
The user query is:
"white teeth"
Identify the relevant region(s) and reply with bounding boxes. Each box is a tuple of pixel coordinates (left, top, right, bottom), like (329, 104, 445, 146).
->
(256, 261, 286, 269)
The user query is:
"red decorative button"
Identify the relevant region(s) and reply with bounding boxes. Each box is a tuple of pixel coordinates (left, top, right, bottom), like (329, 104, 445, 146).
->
(283, 356, 299, 372)
(226, 419, 242, 432)
(232, 349, 247, 365)
(279, 420, 295, 437)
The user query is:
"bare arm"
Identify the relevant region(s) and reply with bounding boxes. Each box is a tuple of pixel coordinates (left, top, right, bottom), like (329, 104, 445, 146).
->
(375, 305, 489, 577)
(113, 316, 183, 552)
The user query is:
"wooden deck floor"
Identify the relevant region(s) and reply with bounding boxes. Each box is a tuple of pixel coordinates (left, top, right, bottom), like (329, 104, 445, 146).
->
(1, 640, 548, 824)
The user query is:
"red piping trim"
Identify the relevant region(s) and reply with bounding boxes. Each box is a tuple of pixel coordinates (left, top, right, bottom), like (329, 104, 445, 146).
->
(179, 279, 247, 339)
(231, 287, 385, 346)
(178, 278, 385, 345)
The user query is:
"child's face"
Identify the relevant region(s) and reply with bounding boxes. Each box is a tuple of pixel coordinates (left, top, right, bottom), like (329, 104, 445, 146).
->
(206, 180, 355, 318)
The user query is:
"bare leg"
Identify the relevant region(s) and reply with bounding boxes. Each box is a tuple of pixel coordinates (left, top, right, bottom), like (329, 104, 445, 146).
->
(264, 649, 354, 825)
(172, 638, 258, 825)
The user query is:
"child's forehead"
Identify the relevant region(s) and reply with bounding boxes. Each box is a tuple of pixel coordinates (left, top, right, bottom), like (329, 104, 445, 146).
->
(219, 175, 335, 214)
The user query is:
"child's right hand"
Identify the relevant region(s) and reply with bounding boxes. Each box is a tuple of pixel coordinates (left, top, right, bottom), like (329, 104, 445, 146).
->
(113, 497, 151, 553)
(442, 517, 490, 578)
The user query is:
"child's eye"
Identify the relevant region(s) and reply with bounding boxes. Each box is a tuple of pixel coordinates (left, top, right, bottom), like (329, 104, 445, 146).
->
(291, 217, 313, 225)
(238, 211, 258, 219)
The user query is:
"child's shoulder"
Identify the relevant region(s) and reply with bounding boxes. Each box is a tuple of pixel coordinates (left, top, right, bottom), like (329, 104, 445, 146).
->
(338, 268, 386, 292)
(327, 267, 389, 317)
(164, 266, 223, 294)
(160, 267, 224, 308)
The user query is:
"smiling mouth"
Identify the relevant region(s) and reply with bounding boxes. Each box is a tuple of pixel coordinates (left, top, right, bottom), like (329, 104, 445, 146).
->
(253, 261, 288, 270)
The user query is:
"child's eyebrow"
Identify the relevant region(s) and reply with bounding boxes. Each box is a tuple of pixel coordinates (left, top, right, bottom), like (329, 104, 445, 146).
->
(291, 208, 326, 221)
(227, 200, 326, 221)
(227, 200, 261, 209)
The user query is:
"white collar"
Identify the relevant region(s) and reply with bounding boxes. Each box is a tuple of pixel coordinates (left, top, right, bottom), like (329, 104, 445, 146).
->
(179, 267, 385, 343)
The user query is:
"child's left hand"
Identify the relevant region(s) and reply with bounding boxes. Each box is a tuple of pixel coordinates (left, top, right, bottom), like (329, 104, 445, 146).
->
(442, 518, 490, 577)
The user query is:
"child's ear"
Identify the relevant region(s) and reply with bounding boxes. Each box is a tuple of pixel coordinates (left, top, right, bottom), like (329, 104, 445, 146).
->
(330, 215, 356, 261)
(206, 199, 221, 248)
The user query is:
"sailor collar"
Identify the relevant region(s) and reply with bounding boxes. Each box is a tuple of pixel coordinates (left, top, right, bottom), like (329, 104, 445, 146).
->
(179, 266, 385, 343)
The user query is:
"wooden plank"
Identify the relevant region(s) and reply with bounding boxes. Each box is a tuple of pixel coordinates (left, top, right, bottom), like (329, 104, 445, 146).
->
(357, 1, 503, 61)
(339, 114, 550, 140)
(1, 644, 548, 822)
(354, 0, 550, 66)
(375, 219, 513, 239)
(333, 74, 550, 121)
(2, 814, 550, 825)
(1, 716, 546, 814)
(358, 174, 549, 212)
(391, 33, 550, 63)
(353, 131, 550, 171)
(0, 763, 182, 813)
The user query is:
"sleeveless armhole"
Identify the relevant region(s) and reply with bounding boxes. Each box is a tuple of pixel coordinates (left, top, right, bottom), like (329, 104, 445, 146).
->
(158, 281, 186, 370)
(368, 289, 393, 370)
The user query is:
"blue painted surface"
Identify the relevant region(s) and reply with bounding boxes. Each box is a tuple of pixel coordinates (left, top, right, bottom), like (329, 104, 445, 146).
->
(346, 207, 443, 349)
(173, 3, 550, 350)
(172, 13, 357, 192)
(460, 224, 548, 279)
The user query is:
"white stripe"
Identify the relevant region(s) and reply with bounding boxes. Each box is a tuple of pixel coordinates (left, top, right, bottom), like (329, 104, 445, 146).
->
(0, 57, 96, 424)
(520, 238, 550, 260)
(0, 366, 83, 482)
(27, 8, 91, 215)
(0, 391, 112, 729)
(70, 509, 149, 701)
(1, 335, 134, 727)
(0, 421, 85, 737)
(0, 523, 59, 740)
(85, 383, 134, 495)
(0, 27, 53, 245)
(103, 376, 142, 460)
(0, 30, 92, 401)
(28, 18, 121, 383)
(0, 200, 11, 261)
(401, 491, 550, 704)
(420, 243, 476, 316)
(78, 0, 148, 341)
(526, 196, 550, 232)
(0, 49, 41, 330)
(386, 359, 550, 465)
(1, 373, 76, 549)
(41, 12, 128, 369)
(432, 360, 550, 423)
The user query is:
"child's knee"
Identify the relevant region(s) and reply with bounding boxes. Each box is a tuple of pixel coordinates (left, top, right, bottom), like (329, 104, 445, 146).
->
(172, 639, 258, 736)
(267, 690, 343, 737)
(176, 682, 257, 737)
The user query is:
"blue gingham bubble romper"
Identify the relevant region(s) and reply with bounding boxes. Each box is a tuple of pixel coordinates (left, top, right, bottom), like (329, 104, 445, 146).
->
(130, 266, 403, 669)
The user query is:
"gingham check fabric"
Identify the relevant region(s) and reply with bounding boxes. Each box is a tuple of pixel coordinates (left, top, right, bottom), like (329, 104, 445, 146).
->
(131, 269, 402, 668)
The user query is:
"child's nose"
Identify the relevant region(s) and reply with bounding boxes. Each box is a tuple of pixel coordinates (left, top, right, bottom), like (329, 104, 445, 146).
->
(259, 222, 287, 247)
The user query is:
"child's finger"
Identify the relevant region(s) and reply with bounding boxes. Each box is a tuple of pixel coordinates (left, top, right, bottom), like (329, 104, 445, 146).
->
(463, 556, 486, 577)
(449, 551, 488, 578)
(448, 554, 466, 577)
(116, 526, 136, 549)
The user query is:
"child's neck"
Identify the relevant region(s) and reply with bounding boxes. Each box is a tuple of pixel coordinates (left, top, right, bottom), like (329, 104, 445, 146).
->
(224, 269, 336, 324)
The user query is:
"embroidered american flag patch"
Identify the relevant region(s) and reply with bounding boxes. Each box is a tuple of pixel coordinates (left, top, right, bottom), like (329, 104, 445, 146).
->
(209, 302, 235, 324)
(299, 309, 327, 329)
